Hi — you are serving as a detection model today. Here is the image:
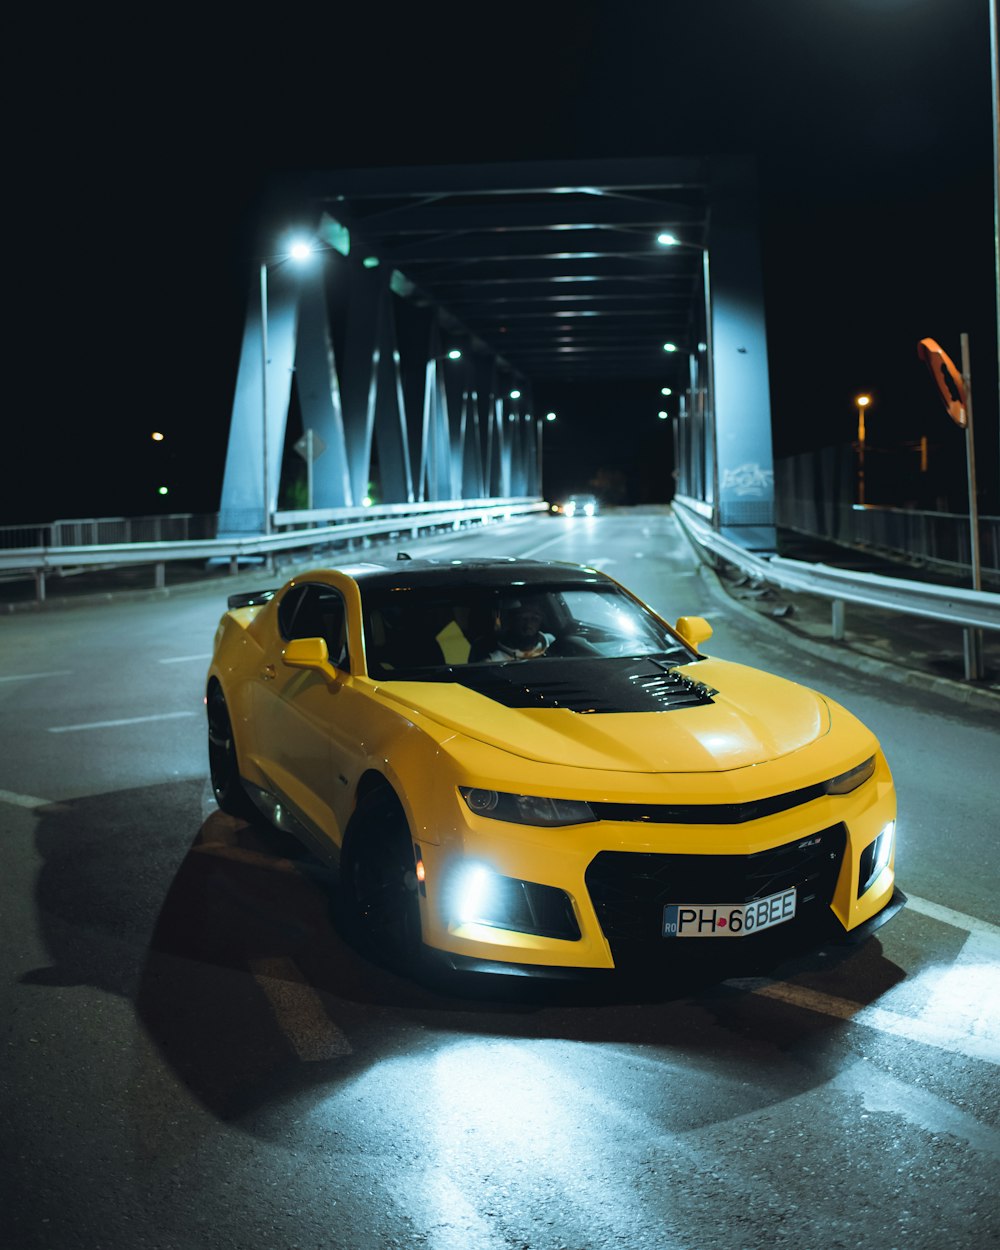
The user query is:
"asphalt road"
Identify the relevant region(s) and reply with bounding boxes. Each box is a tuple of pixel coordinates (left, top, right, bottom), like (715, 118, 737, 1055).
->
(2, 507, 998, 1250)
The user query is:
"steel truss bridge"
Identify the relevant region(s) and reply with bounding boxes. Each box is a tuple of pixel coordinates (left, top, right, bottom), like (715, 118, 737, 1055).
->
(219, 156, 775, 544)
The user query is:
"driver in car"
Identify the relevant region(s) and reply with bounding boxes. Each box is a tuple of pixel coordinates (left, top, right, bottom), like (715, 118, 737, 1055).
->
(480, 597, 555, 661)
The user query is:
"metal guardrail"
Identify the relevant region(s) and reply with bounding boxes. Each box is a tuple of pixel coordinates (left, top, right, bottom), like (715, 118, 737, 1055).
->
(671, 499, 1000, 681)
(0, 498, 548, 602)
(672, 503, 1000, 632)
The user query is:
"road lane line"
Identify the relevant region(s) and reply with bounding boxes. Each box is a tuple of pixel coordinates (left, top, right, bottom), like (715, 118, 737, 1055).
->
(518, 534, 576, 557)
(48, 711, 198, 733)
(905, 893, 1000, 938)
(159, 654, 212, 664)
(744, 979, 1000, 1065)
(0, 788, 55, 809)
(249, 956, 352, 1060)
(0, 671, 74, 683)
(914, 929, 1000, 1057)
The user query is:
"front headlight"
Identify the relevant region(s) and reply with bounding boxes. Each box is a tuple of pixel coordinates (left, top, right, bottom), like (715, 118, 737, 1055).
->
(858, 820, 895, 896)
(459, 787, 597, 827)
(826, 755, 876, 795)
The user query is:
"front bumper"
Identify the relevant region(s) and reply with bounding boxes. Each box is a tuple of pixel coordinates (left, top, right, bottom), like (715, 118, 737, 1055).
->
(415, 767, 898, 975)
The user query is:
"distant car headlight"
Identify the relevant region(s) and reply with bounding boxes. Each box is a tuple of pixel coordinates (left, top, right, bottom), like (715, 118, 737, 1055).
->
(460, 787, 597, 827)
(857, 820, 895, 896)
(583, 502, 595, 516)
(564, 501, 577, 517)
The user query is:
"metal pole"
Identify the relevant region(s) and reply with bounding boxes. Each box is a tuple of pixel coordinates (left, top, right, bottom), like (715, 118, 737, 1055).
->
(857, 403, 866, 506)
(260, 262, 271, 537)
(701, 247, 719, 527)
(991, 0, 999, 486)
(960, 331, 984, 678)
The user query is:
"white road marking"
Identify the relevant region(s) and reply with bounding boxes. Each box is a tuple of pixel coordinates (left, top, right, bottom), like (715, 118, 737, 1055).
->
(0, 788, 55, 809)
(905, 892, 1000, 938)
(742, 976, 1000, 1066)
(912, 929, 1000, 1058)
(0, 671, 73, 683)
(48, 711, 198, 734)
(159, 654, 212, 665)
(518, 534, 575, 558)
(250, 956, 352, 1060)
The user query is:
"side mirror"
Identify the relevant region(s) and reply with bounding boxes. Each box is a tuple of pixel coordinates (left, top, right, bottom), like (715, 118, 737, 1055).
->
(674, 615, 713, 648)
(282, 637, 340, 677)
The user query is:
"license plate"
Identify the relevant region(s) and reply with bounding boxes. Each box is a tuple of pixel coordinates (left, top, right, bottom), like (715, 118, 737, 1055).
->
(662, 887, 797, 938)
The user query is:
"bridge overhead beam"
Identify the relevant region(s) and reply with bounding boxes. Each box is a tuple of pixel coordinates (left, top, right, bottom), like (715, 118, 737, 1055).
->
(219, 156, 771, 532)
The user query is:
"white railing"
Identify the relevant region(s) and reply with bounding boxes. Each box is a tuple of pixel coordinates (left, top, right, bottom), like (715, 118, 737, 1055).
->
(671, 498, 1000, 681)
(0, 498, 548, 601)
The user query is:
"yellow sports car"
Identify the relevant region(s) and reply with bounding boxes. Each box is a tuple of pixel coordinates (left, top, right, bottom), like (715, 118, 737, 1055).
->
(206, 557, 901, 978)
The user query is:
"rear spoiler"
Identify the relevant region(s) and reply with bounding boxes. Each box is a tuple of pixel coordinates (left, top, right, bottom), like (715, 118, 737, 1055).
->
(227, 589, 276, 610)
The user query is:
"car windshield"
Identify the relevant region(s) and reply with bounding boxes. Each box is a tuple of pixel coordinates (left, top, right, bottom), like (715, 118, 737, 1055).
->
(361, 580, 694, 677)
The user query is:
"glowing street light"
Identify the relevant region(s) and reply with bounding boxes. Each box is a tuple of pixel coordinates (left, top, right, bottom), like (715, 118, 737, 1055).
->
(259, 239, 320, 535)
(662, 342, 678, 353)
(545, 411, 557, 422)
(855, 393, 872, 505)
(656, 229, 717, 517)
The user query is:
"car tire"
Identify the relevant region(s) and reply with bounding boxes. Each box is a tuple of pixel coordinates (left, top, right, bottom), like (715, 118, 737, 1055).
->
(340, 789, 423, 976)
(207, 684, 258, 821)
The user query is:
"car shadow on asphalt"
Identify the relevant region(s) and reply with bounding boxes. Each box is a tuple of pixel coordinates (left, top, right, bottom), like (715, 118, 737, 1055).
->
(22, 785, 909, 1125)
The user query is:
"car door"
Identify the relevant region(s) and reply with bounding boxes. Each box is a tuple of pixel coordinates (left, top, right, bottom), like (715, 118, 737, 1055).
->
(253, 580, 367, 848)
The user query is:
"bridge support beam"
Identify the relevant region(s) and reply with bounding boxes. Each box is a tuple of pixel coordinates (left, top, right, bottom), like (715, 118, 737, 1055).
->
(706, 156, 776, 548)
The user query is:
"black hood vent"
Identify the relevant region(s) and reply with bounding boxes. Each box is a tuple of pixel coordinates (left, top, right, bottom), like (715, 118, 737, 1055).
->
(442, 657, 717, 714)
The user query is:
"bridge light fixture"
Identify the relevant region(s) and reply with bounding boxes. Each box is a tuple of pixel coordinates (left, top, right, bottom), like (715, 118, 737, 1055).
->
(447, 349, 462, 360)
(660, 387, 672, 396)
(656, 232, 679, 247)
(510, 389, 521, 399)
(545, 412, 557, 422)
(658, 411, 669, 420)
(662, 342, 678, 353)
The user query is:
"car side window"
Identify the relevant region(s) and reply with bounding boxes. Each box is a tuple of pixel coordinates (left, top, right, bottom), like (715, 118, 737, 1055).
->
(278, 584, 350, 670)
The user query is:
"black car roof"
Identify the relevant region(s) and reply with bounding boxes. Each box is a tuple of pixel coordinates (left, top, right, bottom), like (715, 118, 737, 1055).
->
(340, 556, 611, 591)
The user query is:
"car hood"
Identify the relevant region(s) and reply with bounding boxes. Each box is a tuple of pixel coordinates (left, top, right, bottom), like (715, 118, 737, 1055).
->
(375, 657, 831, 773)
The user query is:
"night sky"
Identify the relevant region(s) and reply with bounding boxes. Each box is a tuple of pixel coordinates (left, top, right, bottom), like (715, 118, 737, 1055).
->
(8, 0, 998, 525)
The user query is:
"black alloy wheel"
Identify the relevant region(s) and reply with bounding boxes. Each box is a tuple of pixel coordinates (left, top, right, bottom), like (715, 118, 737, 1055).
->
(206, 684, 257, 820)
(341, 789, 422, 974)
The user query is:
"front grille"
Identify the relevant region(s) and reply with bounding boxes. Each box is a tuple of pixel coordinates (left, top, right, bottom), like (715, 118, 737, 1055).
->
(585, 823, 846, 961)
(592, 782, 829, 825)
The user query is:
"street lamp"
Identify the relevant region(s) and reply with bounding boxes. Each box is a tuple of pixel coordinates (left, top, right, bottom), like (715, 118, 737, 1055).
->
(855, 393, 872, 505)
(656, 231, 716, 518)
(259, 238, 321, 536)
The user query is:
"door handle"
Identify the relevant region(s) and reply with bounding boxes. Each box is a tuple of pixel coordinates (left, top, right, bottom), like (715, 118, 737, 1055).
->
(261, 664, 276, 681)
